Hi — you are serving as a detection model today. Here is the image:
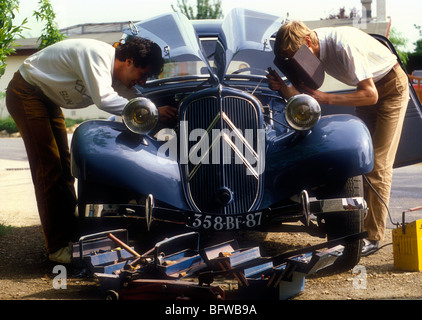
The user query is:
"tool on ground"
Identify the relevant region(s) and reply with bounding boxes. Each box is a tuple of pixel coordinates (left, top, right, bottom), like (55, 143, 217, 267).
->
(108, 232, 140, 258)
(72, 230, 366, 300)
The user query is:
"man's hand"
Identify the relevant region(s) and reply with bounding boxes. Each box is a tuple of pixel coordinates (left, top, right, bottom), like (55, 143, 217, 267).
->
(158, 105, 177, 123)
(300, 86, 330, 105)
(266, 69, 300, 99)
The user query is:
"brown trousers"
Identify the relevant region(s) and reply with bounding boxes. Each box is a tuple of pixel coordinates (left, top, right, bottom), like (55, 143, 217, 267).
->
(6, 71, 77, 253)
(355, 65, 409, 242)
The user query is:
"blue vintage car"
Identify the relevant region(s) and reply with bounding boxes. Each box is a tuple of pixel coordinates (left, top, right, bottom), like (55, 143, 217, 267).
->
(70, 9, 422, 270)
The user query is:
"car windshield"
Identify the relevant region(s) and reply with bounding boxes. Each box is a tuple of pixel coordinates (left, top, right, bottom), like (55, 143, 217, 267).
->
(160, 53, 210, 79)
(200, 38, 277, 77)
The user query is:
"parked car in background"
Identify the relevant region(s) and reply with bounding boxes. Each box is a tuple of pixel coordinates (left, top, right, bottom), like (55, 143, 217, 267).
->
(70, 9, 422, 270)
(410, 70, 422, 100)
(412, 70, 422, 78)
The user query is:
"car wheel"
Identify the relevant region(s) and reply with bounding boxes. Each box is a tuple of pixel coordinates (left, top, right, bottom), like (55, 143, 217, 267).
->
(319, 176, 365, 271)
(77, 180, 87, 218)
(105, 290, 119, 300)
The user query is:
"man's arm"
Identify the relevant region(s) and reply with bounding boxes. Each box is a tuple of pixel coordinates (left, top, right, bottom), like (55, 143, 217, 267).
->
(267, 68, 378, 107)
(304, 78, 378, 107)
(266, 70, 300, 99)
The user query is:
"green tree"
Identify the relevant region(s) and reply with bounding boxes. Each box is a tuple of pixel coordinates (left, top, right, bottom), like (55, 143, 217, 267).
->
(0, 0, 27, 77)
(414, 25, 422, 55)
(388, 27, 409, 66)
(171, 0, 223, 20)
(414, 39, 422, 55)
(33, 0, 66, 49)
(406, 24, 422, 73)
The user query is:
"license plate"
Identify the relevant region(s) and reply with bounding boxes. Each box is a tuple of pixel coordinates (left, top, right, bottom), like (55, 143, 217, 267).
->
(186, 211, 263, 231)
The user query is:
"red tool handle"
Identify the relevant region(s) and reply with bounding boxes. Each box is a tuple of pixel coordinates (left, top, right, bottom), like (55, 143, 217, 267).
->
(108, 233, 140, 257)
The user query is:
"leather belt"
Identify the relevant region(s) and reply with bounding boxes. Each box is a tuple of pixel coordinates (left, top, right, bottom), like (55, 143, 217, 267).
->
(376, 62, 401, 85)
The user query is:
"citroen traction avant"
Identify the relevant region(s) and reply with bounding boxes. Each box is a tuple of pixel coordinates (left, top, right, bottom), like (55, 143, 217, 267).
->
(71, 9, 422, 271)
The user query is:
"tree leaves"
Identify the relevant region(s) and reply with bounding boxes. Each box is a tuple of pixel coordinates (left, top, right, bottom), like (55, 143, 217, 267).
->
(33, 0, 66, 50)
(0, 0, 27, 78)
(171, 0, 223, 20)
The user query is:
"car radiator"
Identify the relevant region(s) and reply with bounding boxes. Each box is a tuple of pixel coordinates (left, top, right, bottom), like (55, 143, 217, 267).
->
(180, 92, 264, 214)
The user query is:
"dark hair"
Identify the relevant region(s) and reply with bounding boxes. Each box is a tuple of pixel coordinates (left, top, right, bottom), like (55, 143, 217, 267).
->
(115, 37, 164, 76)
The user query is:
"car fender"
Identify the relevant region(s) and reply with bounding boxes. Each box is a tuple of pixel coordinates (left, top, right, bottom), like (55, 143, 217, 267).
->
(71, 120, 190, 210)
(261, 114, 374, 207)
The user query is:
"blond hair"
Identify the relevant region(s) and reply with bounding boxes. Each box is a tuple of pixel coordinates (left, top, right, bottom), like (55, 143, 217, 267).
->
(274, 20, 318, 57)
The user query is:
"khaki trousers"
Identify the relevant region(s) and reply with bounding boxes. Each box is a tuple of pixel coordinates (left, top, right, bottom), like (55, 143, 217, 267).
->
(355, 65, 409, 242)
(6, 71, 77, 253)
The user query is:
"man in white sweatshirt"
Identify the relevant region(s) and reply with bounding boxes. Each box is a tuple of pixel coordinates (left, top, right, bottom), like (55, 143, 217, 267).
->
(6, 37, 173, 263)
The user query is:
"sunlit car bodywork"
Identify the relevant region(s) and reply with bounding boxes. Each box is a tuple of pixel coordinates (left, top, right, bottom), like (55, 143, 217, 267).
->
(71, 9, 422, 270)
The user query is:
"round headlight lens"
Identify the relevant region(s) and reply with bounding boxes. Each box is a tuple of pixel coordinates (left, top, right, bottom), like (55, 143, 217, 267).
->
(122, 97, 159, 135)
(285, 94, 321, 131)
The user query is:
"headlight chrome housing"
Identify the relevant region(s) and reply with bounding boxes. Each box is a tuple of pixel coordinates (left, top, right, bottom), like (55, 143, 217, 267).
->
(285, 94, 321, 131)
(122, 97, 159, 135)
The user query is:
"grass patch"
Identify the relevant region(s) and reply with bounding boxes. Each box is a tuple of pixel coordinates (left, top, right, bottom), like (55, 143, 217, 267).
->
(0, 116, 85, 134)
(65, 118, 85, 128)
(0, 223, 13, 237)
(0, 117, 18, 134)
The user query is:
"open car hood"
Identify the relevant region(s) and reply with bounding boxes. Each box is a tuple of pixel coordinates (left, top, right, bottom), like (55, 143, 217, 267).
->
(216, 8, 284, 80)
(122, 12, 217, 83)
(122, 8, 284, 83)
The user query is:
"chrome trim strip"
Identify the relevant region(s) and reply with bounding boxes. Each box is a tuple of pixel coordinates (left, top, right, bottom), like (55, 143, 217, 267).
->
(222, 132, 259, 180)
(311, 197, 368, 214)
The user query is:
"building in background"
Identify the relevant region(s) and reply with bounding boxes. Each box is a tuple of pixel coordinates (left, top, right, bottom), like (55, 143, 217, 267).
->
(0, 21, 128, 120)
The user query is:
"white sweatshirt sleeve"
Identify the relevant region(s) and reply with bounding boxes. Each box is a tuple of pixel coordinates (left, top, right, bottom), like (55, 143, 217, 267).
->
(19, 39, 135, 116)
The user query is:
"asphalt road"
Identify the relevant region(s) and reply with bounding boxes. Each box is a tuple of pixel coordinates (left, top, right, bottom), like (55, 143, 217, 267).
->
(1, 136, 422, 228)
(389, 163, 422, 227)
(0, 136, 28, 161)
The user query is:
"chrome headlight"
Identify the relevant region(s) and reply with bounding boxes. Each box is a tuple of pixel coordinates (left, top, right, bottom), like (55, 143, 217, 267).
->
(285, 94, 321, 131)
(122, 97, 159, 135)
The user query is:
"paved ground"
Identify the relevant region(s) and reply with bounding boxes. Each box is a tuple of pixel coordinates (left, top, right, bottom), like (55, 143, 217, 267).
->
(0, 158, 39, 227)
(1, 137, 422, 303)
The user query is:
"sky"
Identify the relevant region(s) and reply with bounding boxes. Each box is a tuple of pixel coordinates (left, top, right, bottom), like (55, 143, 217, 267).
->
(14, 0, 422, 51)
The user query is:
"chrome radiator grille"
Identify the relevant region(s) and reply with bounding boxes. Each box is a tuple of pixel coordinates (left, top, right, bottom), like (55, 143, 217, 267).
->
(180, 90, 263, 214)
